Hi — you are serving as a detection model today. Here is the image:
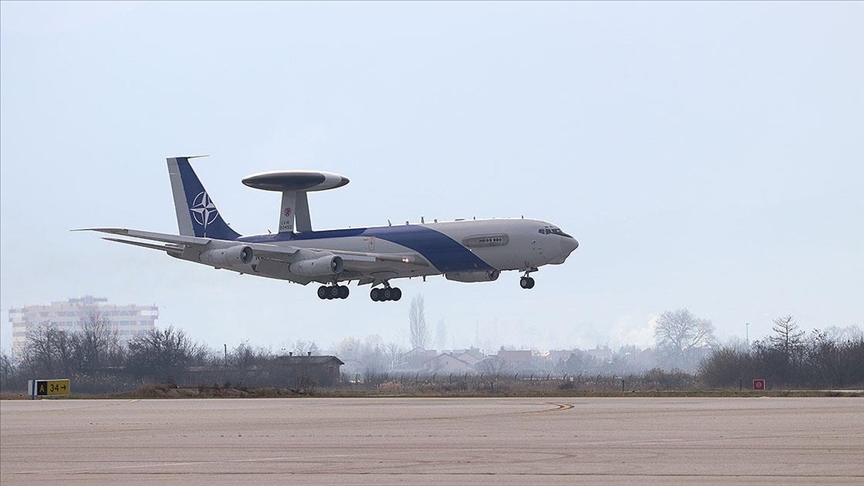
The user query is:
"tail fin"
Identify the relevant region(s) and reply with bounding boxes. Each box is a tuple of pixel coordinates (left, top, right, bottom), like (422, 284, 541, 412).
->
(166, 156, 241, 240)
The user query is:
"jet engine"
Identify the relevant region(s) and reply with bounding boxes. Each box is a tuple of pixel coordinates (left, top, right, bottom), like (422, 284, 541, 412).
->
(290, 254, 344, 277)
(199, 245, 253, 266)
(444, 270, 500, 283)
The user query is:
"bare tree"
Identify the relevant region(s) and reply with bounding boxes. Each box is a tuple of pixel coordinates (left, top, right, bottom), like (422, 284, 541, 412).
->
(653, 309, 716, 372)
(770, 315, 804, 361)
(333, 335, 389, 373)
(230, 340, 272, 370)
(126, 326, 208, 383)
(409, 295, 429, 350)
(476, 356, 507, 375)
(699, 346, 755, 387)
(334, 336, 362, 362)
(0, 350, 15, 391)
(21, 322, 75, 376)
(358, 335, 388, 374)
(292, 339, 319, 356)
(72, 311, 124, 373)
(384, 341, 404, 371)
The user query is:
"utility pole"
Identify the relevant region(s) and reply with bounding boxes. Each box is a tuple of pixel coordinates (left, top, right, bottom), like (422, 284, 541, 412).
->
(746, 323, 750, 345)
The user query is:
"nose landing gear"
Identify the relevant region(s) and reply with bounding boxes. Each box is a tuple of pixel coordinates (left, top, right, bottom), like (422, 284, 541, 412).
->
(519, 268, 538, 289)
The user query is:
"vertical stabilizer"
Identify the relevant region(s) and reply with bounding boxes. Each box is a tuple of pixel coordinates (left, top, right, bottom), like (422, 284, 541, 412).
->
(166, 156, 241, 240)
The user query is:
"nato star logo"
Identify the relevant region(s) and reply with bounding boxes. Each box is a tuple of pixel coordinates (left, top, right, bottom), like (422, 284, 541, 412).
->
(191, 191, 219, 228)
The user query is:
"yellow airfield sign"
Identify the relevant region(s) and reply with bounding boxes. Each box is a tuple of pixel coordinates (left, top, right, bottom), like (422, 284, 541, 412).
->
(28, 379, 70, 398)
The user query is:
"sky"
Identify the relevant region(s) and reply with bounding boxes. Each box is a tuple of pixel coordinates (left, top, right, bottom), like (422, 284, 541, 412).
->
(2, 2, 862, 355)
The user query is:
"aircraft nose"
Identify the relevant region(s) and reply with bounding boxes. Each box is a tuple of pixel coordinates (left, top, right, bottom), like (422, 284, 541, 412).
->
(560, 237, 579, 256)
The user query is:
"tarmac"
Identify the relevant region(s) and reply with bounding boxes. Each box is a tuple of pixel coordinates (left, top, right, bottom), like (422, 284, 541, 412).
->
(1, 397, 862, 485)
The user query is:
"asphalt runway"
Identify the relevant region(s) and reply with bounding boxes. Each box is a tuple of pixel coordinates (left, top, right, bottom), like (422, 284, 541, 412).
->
(1, 397, 862, 485)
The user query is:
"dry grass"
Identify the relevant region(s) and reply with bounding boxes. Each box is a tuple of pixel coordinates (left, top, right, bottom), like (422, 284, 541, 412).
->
(86, 383, 864, 399)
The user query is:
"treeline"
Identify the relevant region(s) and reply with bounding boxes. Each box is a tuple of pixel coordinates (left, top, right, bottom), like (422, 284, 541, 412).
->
(0, 315, 302, 394)
(701, 318, 864, 388)
(2, 314, 862, 395)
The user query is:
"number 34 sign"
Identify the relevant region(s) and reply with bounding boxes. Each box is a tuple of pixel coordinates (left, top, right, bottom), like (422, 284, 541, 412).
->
(27, 379, 70, 399)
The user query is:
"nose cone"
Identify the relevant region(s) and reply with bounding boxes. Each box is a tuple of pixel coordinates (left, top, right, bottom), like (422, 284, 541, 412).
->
(560, 237, 579, 258)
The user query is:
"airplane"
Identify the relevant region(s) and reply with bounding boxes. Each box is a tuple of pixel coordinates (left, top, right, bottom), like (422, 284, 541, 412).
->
(80, 156, 578, 302)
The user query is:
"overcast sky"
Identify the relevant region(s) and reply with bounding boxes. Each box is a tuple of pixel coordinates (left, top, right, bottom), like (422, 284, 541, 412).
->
(2, 2, 862, 355)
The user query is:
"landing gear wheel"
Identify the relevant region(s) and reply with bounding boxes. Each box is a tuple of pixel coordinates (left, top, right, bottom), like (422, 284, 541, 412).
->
(338, 285, 350, 299)
(328, 286, 341, 299)
(317, 286, 328, 299)
(520, 277, 536, 289)
(370, 286, 402, 302)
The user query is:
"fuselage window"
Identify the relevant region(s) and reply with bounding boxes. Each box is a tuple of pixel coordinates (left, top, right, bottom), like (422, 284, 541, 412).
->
(463, 234, 510, 248)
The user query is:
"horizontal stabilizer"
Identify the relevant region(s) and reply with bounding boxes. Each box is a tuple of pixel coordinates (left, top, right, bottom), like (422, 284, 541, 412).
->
(101, 237, 181, 252)
(102, 238, 183, 256)
(77, 227, 210, 246)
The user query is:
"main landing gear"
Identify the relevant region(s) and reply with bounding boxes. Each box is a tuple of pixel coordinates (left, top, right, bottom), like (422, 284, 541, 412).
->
(519, 269, 537, 289)
(370, 286, 402, 302)
(318, 285, 349, 300)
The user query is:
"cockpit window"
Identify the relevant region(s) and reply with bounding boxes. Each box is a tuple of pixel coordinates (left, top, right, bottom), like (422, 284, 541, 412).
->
(540, 226, 572, 238)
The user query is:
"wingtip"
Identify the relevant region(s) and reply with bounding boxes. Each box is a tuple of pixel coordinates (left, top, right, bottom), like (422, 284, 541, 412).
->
(168, 154, 209, 160)
(71, 227, 130, 235)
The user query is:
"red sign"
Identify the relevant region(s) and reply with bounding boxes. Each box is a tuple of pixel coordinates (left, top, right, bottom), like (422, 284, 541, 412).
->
(753, 379, 766, 390)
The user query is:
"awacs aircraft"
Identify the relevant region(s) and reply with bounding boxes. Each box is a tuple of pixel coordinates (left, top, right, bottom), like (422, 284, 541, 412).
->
(80, 156, 578, 302)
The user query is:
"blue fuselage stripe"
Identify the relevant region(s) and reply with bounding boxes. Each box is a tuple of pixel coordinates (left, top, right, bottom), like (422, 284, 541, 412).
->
(239, 226, 493, 272)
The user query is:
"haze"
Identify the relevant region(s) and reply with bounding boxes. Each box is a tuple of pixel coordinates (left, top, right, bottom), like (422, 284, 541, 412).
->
(1, 2, 862, 354)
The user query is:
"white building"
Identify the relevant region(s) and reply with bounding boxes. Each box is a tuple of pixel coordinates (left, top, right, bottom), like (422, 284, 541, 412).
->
(9, 296, 158, 356)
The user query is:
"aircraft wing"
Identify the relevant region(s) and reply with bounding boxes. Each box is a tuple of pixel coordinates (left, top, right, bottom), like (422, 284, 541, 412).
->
(77, 227, 303, 259)
(78, 228, 428, 282)
(77, 227, 212, 247)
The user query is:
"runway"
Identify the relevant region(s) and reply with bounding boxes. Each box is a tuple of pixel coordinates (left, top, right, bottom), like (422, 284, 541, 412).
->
(1, 397, 862, 485)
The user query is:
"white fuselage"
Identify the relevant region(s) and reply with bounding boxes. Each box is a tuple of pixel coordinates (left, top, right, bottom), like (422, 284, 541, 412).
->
(88, 157, 578, 300)
(186, 218, 578, 285)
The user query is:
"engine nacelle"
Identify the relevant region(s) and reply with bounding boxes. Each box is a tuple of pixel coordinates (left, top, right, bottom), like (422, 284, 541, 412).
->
(290, 254, 344, 277)
(444, 270, 500, 283)
(199, 245, 253, 266)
